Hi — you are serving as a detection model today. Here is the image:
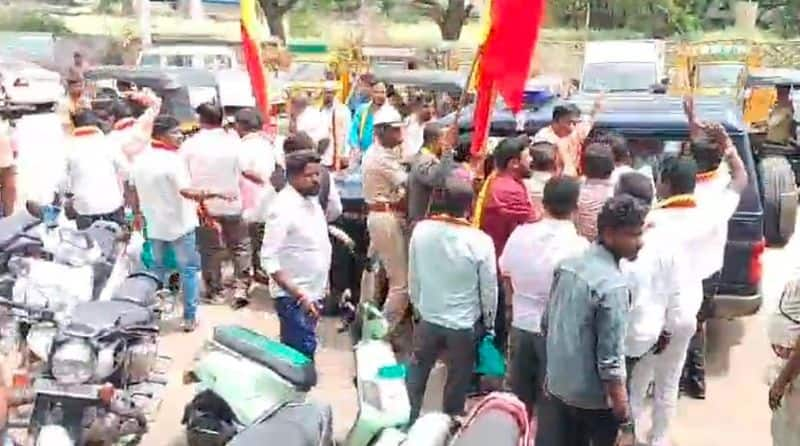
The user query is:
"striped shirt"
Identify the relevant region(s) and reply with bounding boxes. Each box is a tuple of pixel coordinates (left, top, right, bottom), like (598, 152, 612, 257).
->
(575, 178, 614, 241)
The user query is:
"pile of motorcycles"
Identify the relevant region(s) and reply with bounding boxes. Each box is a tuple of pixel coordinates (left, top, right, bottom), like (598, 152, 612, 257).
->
(0, 202, 171, 446)
(0, 201, 530, 446)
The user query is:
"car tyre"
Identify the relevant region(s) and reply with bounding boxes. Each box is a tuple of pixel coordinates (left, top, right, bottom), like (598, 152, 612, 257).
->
(759, 154, 797, 247)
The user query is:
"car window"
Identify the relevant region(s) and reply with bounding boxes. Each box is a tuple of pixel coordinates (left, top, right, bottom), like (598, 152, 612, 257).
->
(204, 55, 232, 70)
(698, 64, 744, 89)
(622, 134, 748, 186)
(582, 63, 656, 93)
(139, 54, 161, 67)
(165, 55, 192, 68)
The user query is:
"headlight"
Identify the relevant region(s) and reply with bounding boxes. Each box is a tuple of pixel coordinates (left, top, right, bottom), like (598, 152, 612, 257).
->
(26, 322, 57, 360)
(52, 339, 95, 385)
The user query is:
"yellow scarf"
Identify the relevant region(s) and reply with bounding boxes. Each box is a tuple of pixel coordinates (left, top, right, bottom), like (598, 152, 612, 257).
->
(472, 171, 496, 228)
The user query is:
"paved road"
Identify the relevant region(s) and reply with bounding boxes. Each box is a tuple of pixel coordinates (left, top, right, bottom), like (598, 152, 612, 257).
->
(144, 233, 792, 446)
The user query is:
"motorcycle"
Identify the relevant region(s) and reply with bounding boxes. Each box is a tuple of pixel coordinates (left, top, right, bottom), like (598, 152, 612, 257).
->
(0, 270, 170, 445)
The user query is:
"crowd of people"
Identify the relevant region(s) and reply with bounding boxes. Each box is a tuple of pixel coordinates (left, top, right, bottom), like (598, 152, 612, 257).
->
(5, 63, 800, 446)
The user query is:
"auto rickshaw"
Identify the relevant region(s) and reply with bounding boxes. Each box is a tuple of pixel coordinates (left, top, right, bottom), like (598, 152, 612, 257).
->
(371, 68, 468, 116)
(84, 66, 215, 134)
(669, 40, 762, 98)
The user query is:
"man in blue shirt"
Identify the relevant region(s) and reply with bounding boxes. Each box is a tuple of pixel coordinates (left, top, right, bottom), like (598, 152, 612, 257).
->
(348, 81, 389, 155)
(536, 194, 646, 446)
(406, 176, 498, 422)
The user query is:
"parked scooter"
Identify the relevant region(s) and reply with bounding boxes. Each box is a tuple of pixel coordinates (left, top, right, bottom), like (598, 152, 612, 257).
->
(181, 324, 319, 445)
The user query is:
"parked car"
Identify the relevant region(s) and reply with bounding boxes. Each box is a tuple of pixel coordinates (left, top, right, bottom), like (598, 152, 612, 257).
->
(442, 93, 765, 319)
(0, 58, 62, 109)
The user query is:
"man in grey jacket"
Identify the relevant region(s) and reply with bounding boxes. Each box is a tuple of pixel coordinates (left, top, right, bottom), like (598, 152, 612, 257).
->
(406, 122, 455, 227)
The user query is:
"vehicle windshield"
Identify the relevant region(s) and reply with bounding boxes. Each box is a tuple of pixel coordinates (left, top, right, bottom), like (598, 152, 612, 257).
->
(139, 54, 160, 67)
(697, 63, 744, 89)
(161, 88, 195, 124)
(288, 62, 327, 81)
(581, 63, 656, 93)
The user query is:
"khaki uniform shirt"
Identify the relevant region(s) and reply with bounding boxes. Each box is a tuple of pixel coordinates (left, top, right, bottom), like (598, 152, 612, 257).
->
(362, 143, 407, 205)
(767, 102, 795, 144)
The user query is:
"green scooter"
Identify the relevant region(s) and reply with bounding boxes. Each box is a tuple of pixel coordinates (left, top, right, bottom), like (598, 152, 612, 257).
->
(180, 299, 412, 446)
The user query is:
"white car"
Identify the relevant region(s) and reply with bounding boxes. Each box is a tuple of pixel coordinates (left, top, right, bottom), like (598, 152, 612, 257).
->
(0, 58, 63, 108)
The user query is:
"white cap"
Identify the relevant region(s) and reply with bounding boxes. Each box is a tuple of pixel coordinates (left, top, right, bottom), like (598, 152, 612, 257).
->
(373, 106, 403, 127)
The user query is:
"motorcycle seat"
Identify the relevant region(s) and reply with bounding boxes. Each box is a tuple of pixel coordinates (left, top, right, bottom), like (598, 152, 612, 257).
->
(111, 272, 162, 307)
(65, 300, 154, 337)
(213, 325, 317, 391)
(229, 400, 333, 446)
(450, 408, 521, 446)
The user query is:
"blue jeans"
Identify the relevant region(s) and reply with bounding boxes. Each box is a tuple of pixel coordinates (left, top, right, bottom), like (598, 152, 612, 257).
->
(149, 230, 201, 322)
(274, 295, 322, 358)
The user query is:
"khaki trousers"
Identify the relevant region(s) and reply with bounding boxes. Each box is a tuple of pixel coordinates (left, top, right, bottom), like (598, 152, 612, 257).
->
(366, 211, 408, 327)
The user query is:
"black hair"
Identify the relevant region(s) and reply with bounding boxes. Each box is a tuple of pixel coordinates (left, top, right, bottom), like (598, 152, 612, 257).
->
(455, 134, 471, 163)
(543, 176, 580, 219)
(152, 115, 180, 138)
(422, 122, 442, 147)
(582, 142, 615, 179)
(441, 176, 474, 217)
(597, 194, 648, 235)
(615, 172, 654, 205)
(592, 131, 630, 164)
(689, 133, 723, 173)
(196, 102, 223, 127)
(530, 141, 556, 171)
(285, 149, 321, 178)
(552, 104, 580, 122)
(283, 132, 315, 154)
(234, 107, 263, 133)
(111, 100, 133, 121)
(660, 156, 697, 195)
(71, 109, 101, 128)
(493, 136, 527, 170)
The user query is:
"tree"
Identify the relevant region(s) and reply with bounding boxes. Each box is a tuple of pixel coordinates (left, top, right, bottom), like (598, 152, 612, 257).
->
(411, 0, 473, 41)
(259, 0, 302, 42)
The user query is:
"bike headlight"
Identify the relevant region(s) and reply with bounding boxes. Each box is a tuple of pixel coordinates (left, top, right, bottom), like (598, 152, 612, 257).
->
(26, 322, 57, 360)
(52, 339, 95, 385)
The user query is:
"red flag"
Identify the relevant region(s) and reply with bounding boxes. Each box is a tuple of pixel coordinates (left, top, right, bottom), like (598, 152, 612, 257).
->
(241, 0, 272, 133)
(470, 0, 546, 158)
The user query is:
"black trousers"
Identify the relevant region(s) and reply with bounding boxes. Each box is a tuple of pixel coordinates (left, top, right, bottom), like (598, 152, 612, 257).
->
(406, 320, 478, 422)
(535, 394, 621, 446)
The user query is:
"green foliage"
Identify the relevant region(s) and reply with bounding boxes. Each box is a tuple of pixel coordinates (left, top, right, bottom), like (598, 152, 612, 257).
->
(0, 9, 72, 35)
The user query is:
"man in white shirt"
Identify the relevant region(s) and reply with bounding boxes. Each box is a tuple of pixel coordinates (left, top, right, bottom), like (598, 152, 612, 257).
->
(614, 172, 682, 440)
(261, 150, 331, 358)
(130, 116, 231, 332)
(63, 110, 128, 230)
(234, 108, 278, 285)
(629, 133, 747, 445)
(499, 176, 588, 416)
(181, 103, 260, 304)
(402, 96, 435, 162)
(291, 92, 326, 144)
(318, 83, 352, 170)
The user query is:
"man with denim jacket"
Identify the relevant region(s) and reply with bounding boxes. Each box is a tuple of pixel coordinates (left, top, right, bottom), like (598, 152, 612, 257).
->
(536, 194, 647, 446)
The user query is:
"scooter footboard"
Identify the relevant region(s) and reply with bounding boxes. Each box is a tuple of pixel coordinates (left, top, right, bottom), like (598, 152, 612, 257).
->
(345, 340, 410, 446)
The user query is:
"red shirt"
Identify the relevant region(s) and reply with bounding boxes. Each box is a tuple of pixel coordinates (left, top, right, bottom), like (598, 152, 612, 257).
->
(478, 172, 540, 259)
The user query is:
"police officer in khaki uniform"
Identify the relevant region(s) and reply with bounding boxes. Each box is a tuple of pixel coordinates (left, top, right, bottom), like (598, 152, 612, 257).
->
(362, 106, 409, 342)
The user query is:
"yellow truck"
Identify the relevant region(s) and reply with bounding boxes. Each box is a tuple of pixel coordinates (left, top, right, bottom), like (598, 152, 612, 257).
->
(669, 40, 762, 98)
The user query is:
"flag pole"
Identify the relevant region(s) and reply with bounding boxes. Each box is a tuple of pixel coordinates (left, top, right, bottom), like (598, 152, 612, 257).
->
(452, 44, 483, 130)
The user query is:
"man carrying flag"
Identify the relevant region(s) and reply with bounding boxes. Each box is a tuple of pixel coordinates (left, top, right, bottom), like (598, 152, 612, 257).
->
(468, 0, 546, 352)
